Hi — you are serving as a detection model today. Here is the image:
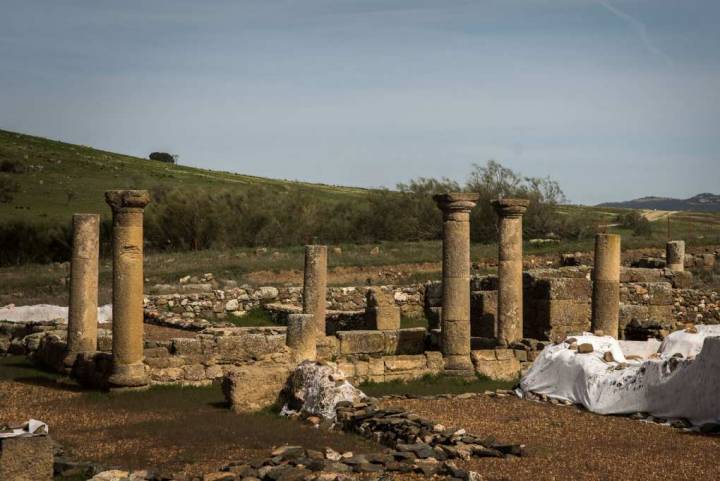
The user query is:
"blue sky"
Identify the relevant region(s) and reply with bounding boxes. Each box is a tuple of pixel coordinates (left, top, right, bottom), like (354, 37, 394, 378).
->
(1, 0, 718, 204)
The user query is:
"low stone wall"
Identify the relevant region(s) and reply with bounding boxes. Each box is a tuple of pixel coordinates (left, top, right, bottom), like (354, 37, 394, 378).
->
(143, 285, 426, 330)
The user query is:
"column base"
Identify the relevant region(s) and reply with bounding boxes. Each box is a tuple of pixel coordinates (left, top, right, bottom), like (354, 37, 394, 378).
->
(442, 355, 475, 378)
(108, 362, 148, 388)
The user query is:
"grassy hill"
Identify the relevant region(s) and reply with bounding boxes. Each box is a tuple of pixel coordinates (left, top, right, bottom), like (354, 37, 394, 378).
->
(0, 129, 367, 224)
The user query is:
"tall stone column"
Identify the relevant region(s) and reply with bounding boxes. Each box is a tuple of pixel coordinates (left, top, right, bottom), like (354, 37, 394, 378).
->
(105, 190, 150, 388)
(286, 313, 316, 362)
(434, 193, 480, 375)
(666, 240, 685, 272)
(64, 213, 100, 368)
(591, 233, 621, 337)
(492, 198, 529, 346)
(303, 245, 327, 337)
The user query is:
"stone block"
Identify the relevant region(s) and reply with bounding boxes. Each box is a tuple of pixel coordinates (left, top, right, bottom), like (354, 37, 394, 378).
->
(316, 335, 339, 361)
(223, 361, 291, 413)
(366, 288, 401, 330)
(471, 352, 521, 381)
(494, 349, 514, 360)
(425, 351, 444, 372)
(183, 364, 207, 381)
(368, 357, 385, 376)
(205, 365, 224, 379)
(150, 367, 184, 383)
(646, 282, 673, 305)
(532, 277, 592, 301)
(383, 328, 426, 355)
(620, 268, 667, 283)
(383, 355, 427, 372)
(648, 305, 674, 322)
(337, 330, 385, 355)
(143, 347, 169, 358)
(470, 290, 497, 338)
(471, 350, 497, 362)
(513, 349, 528, 362)
(0, 435, 53, 481)
(171, 338, 202, 355)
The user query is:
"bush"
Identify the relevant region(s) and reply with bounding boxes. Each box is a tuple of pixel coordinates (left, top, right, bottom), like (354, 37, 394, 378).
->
(0, 220, 72, 265)
(0, 159, 27, 173)
(617, 211, 653, 237)
(149, 152, 176, 164)
(0, 176, 20, 203)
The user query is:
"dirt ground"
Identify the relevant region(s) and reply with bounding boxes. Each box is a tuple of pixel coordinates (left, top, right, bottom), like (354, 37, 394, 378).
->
(384, 396, 720, 481)
(3, 356, 720, 480)
(0, 356, 375, 477)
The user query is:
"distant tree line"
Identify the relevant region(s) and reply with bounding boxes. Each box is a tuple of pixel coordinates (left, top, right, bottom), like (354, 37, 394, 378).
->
(0, 160, 601, 265)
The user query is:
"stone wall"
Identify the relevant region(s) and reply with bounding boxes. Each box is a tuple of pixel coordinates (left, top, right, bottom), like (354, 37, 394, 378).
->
(144, 285, 425, 331)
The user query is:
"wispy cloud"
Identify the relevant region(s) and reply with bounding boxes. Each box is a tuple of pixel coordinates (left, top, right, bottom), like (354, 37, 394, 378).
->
(594, 0, 673, 65)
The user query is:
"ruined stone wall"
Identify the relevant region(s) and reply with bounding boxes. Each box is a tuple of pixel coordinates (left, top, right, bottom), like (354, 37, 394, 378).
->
(144, 285, 425, 330)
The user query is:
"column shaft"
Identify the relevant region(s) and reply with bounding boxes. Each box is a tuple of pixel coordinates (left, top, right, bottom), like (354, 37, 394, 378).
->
(434, 193, 479, 375)
(492, 199, 529, 346)
(106, 190, 150, 387)
(65, 213, 100, 366)
(666, 240, 685, 272)
(286, 313, 316, 362)
(303, 245, 327, 337)
(591, 233, 621, 337)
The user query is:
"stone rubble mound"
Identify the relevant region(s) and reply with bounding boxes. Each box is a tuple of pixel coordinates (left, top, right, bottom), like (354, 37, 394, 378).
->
(281, 361, 365, 419)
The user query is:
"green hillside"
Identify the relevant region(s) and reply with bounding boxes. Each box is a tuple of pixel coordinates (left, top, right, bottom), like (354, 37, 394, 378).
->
(0, 129, 367, 224)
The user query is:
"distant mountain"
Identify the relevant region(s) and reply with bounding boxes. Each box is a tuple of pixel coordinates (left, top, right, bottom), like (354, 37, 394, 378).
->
(598, 193, 720, 212)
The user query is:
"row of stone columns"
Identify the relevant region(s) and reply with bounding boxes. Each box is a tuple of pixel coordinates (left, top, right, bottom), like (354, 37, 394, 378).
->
(64, 190, 150, 388)
(433, 194, 529, 375)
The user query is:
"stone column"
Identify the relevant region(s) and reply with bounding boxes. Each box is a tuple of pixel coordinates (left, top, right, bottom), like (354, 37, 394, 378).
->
(64, 213, 100, 368)
(591, 233, 621, 337)
(434, 193, 480, 375)
(492, 198, 529, 346)
(286, 313, 316, 362)
(105, 190, 150, 388)
(303, 245, 327, 337)
(666, 240, 685, 272)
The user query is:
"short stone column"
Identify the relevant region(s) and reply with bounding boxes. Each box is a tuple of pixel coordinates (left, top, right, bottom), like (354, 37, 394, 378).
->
(433, 193, 480, 375)
(666, 240, 685, 272)
(366, 288, 401, 330)
(591, 233, 621, 337)
(303, 245, 327, 337)
(286, 313, 317, 362)
(492, 198, 529, 346)
(64, 213, 100, 368)
(105, 190, 150, 388)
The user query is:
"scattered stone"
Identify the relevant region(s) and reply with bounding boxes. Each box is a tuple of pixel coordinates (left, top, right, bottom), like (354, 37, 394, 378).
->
(577, 343, 594, 354)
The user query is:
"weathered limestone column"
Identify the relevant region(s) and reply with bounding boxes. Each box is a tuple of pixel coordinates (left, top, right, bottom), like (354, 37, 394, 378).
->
(64, 213, 100, 368)
(303, 245, 327, 337)
(591, 233, 621, 337)
(434, 193, 480, 375)
(492, 198, 529, 347)
(286, 313, 316, 362)
(105, 190, 150, 388)
(666, 240, 685, 272)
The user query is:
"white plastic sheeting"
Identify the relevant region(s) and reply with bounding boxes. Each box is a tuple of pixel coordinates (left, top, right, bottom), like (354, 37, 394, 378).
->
(520, 329, 720, 426)
(0, 304, 112, 323)
(0, 419, 48, 438)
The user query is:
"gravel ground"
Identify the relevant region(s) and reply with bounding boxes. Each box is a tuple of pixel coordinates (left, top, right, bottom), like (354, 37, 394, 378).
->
(3, 354, 719, 480)
(384, 395, 720, 481)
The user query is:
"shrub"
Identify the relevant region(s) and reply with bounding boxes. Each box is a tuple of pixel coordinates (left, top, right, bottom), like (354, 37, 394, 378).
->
(149, 152, 176, 164)
(0, 176, 20, 203)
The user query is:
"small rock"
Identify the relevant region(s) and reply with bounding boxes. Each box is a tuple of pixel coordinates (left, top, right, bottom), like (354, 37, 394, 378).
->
(577, 343, 594, 354)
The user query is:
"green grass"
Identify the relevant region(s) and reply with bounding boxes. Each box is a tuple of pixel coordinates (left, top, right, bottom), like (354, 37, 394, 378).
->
(400, 315, 429, 329)
(227, 306, 279, 327)
(359, 373, 516, 397)
(0, 129, 368, 225)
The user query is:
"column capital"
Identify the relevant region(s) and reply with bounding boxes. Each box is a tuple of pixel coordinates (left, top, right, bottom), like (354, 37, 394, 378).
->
(105, 190, 151, 212)
(492, 198, 529, 218)
(433, 193, 480, 213)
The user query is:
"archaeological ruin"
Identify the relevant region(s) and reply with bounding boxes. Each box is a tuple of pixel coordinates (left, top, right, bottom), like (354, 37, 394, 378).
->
(2, 189, 720, 481)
